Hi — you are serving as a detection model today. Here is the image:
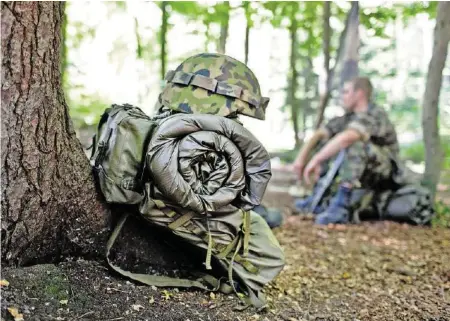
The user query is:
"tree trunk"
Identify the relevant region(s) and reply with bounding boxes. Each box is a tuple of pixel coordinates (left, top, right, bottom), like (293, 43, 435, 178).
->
(340, 1, 359, 87)
(314, 1, 332, 129)
(1, 2, 109, 265)
(289, 17, 300, 148)
(314, 1, 352, 129)
(244, 2, 250, 64)
(218, 2, 230, 54)
(204, 21, 211, 52)
(135, 17, 143, 59)
(421, 2, 450, 198)
(303, 55, 314, 138)
(61, 3, 68, 90)
(160, 1, 168, 80)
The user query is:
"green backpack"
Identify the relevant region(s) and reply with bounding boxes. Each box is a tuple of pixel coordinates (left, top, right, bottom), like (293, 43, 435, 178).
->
(90, 105, 236, 297)
(375, 184, 435, 225)
(90, 104, 158, 204)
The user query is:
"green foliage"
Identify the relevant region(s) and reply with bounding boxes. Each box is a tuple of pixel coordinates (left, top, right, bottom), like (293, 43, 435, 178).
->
(400, 137, 450, 170)
(387, 97, 422, 132)
(170, 1, 208, 19)
(69, 94, 110, 129)
(432, 200, 450, 228)
(170, 1, 231, 25)
(360, 7, 397, 38)
(401, 141, 426, 164)
(273, 147, 301, 164)
(68, 21, 96, 50)
(360, 2, 438, 38)
(399, 1, 438, 20)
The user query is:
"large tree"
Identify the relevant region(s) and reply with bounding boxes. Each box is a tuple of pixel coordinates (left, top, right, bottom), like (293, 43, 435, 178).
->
(314, 2, 351, 129)
(422, 2, 450, 198)
(1, 2, 109, 265)
(217, 1, 230, 54)
(288, 3, 300, 148)
(160, 1, 169, 80)
(340, 1, 359, 86)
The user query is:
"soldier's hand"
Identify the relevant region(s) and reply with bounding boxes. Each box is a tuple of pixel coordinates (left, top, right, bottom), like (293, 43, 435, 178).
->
(303, 160, 321, 186)
(293, 160, 305, 181)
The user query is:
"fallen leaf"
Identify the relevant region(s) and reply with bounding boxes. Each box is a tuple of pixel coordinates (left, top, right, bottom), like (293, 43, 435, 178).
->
(59, 299, 68, 305)
(0, 279, 10, 287)
(132, 304, 144, 311)
(210, 292, 216, 300)
(386, 266, 416, 276)
(161, 290, 173, 301)
(8, 307, 24, 321)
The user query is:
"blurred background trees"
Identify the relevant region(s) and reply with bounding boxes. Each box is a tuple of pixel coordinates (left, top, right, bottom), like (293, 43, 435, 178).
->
(62, 1, 449, 204)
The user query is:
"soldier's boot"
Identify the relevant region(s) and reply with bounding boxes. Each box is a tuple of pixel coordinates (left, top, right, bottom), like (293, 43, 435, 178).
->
(253, 205, 284, 228)
(315, 185, 362, 225)
(294, 184, 326, 215)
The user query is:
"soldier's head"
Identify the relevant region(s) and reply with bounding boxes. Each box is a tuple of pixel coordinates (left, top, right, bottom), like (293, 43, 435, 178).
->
(158, 53, 269, 120)
(341, 77, 373, 112)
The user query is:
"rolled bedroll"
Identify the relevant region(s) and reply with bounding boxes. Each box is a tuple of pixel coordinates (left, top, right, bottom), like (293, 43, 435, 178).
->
(139, 113, 285, 308)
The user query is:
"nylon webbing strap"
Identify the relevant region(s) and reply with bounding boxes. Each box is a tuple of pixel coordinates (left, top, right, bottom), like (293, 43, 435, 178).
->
(216, 236, 240, 260)
(165, 70, 269, 109)
(168, 211, 196, 230)
(242, 210, 251, 258)
(106, 213, 211, 289)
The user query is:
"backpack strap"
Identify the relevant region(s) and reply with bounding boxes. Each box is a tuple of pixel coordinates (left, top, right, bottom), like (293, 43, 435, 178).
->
(162, 208, 262, 308)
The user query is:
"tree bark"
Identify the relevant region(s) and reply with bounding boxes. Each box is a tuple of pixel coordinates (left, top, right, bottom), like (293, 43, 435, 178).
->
(244, 2, 251, 64)
(314, 1, 351, 129)
(160, 1, 168, 80)
(340, 1, 359, 87)
(61, 3, 68, 89)
(303, 55, 314, 138)
(289, 15, 300, 148)
(218, 1, 230, 54)
(314, 1, 332, 129)
(422, 2, 450, 198)
(135, 17, 143, 59)
(1, 2, 109, 265)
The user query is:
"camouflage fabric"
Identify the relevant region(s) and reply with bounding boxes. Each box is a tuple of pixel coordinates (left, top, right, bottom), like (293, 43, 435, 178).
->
(339, 141, 393, 188)
(322, 104, 400, 157)
(159, 53, 269, 120)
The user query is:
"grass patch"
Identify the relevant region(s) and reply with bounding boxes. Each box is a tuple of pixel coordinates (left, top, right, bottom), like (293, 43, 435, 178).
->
(433, 200, 450, 228)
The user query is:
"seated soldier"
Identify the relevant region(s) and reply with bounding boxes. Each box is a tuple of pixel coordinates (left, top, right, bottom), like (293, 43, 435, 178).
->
(292, 77, 399, 225)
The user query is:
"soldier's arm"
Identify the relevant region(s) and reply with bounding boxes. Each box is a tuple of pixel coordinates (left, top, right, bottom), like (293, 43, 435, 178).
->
(294, 128, 329, 165)
(309, 128, 361, 165)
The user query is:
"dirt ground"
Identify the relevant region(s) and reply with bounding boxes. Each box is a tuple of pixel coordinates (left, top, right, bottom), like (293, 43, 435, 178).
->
(2, 169, 450, 321)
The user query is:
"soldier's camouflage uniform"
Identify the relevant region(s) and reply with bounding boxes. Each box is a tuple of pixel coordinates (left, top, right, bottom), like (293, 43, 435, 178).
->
(321, 104, 399, 189)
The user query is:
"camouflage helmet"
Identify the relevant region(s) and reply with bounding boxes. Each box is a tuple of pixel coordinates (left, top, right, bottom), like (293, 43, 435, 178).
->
(159, 53, 269, 120)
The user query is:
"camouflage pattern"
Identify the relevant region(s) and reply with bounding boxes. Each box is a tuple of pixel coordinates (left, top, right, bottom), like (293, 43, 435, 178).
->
(323, 105, 400, 157)
(339, 141, 393, 188)
(159, 53, 269, 120)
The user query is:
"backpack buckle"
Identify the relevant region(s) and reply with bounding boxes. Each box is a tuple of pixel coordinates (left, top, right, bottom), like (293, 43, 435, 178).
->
(121, 178, 139, 191)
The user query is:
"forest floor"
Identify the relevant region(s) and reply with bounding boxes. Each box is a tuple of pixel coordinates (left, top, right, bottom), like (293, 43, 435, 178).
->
(2, 169, 450, 321)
